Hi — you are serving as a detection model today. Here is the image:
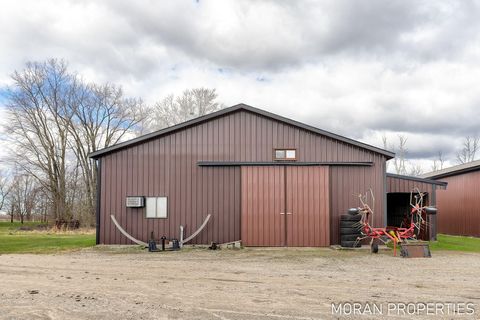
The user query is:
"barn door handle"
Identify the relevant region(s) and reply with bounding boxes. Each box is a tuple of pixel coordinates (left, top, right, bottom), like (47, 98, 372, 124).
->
(286, 212, 293, 215)
(279, 212, 285, 215)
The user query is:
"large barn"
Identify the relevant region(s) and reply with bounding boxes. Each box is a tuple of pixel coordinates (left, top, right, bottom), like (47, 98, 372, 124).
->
(90, 104, 441, 246)
(422, 161, 480, 237)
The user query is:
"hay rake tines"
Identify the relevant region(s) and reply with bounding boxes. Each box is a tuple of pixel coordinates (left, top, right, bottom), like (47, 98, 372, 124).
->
(353, 188, 430, 256)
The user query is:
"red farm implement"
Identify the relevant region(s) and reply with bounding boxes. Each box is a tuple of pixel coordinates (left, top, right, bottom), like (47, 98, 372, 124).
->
(352, 188, 436, 256)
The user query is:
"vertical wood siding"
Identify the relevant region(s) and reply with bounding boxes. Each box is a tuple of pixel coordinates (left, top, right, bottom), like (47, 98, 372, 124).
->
(286, 166, 330, 246)
(241, 166, 285, 246)
(241, 166, 330, 246)
(387, 176, 435, 196)
(99, 110, 387, 245)
(436, 171, 480, 237)
(329, 155, 385, 244)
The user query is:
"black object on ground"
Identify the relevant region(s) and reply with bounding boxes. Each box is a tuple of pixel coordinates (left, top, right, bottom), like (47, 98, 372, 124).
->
(148, 240, 159, 252)
(171, 239, 180, 250)
(161, 236, 167, 251)
(340, 209, 362, 247)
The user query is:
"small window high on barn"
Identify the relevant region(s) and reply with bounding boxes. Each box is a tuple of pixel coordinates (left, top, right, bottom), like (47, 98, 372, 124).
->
(274, 149, 296, 161)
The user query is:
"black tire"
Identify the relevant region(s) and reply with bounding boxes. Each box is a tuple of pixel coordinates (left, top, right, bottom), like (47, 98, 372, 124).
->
(340, 214, 362, 222)
(340, 220, 360, 228)
(341, 240, 361, 248)
(340, 227, 360, 235)
(341, 234, 361, 241)
(347, 208, 359, 215)
(371, 243, 379, 254)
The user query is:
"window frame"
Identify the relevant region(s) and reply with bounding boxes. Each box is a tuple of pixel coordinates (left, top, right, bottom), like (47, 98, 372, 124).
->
(145, 196, 168, 219)
(273, 148, 297, 161)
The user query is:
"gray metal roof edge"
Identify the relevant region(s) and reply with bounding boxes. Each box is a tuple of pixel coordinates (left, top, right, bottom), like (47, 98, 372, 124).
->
(198, 161, 374, 167)
(89, 103, 395, 159)
(421, 160, 480, 179)
(386, 173, 448, 186)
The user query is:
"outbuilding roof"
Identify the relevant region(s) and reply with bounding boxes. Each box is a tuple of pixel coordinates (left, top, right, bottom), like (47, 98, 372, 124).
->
(387, 173, 448, 187)
(89, 103, 395, 159)
(421, 159, 480, 179)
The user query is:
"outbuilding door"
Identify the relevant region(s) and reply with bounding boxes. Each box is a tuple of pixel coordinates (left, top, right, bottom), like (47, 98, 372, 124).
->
(241, 166, 330, 247)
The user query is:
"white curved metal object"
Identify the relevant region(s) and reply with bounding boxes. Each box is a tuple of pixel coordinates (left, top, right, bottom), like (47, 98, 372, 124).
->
(180, 214, 212, 247)
(110, 214, 148, 247)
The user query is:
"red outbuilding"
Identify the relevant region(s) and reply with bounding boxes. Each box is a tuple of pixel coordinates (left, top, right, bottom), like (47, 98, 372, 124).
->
(90, 104, 445, 246)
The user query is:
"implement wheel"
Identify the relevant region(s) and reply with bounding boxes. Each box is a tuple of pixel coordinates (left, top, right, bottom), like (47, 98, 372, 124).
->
(371, 242, 379, 254)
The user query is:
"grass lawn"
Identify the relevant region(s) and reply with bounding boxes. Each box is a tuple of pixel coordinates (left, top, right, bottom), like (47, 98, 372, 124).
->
(429, 234, 480, 253)
(0, 221, 95, 254)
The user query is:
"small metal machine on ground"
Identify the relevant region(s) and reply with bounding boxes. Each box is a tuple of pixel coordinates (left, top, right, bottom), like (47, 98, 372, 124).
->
(400, 242, 431, 258)
(148, 233, 180, 252)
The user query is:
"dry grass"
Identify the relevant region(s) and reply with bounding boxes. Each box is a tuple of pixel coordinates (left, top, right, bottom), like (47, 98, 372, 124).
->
(12, 227, 95, 235)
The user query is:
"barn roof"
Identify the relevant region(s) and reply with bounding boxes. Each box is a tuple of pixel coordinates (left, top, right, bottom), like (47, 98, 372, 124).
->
(421, 159, 480, 179)
(387, 173, 448, 187)
(89, 103, 395, 159)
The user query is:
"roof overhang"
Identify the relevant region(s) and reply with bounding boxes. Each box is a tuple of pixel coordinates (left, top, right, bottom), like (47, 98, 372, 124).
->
(387, 173, 448, 188)
(421, 161, 480, 179)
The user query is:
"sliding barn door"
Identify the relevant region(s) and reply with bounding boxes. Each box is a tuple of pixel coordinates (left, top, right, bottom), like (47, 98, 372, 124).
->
(286, 166, 330, 247)
(241, 166, 285, 246)
(241, 166, 330, 247)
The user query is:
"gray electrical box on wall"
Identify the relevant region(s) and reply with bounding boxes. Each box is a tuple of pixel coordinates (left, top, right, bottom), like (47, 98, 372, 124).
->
(126, 196, 145, 208)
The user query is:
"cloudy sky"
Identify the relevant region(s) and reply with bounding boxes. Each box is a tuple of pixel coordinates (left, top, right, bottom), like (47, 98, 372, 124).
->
(1, 0, 479, 173)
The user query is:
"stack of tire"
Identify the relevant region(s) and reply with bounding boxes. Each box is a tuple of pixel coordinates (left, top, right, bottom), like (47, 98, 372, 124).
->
(340, 208, 362, 248)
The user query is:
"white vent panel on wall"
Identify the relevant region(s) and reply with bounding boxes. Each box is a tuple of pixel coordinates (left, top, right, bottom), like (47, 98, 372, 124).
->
(126, 196, 145, 208)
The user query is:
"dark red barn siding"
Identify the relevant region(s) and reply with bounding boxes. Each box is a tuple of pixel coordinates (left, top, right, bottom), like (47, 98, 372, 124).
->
(98, 109, 389, 245)
(387, 177, 435, 196)
(330, 156, 386, 243)
(435, 171, 480, 237)
(241, 166, 330, 246)
(241, 166, 285, 246)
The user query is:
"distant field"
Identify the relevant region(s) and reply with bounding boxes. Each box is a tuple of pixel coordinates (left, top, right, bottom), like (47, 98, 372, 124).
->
(0, 221, 95, 254)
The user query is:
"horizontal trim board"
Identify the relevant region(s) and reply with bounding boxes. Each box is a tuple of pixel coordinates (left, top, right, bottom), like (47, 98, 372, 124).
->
(198, 161, 373, 167)
(386, 173, 448, 187)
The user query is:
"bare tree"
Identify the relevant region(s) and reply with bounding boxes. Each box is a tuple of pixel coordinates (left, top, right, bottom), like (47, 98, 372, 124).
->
(4, 59, 147, 224)
(149, 88, 224, 130)
(456, 136, 479, 164)
(409, 163, 424, 177)
(0, 170, 11, 213)
(382, 134, 390, 171)
(431, 151, 445, 172)
(8, 174, 40, 224)
(64, 83, 147, 219)
(5, 59, 75, 220)
(392, 135, 408, 175)
(383, 134, 424, 175)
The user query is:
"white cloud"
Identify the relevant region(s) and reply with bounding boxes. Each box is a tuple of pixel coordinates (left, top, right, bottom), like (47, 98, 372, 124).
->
(1, 0, 480, 172)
